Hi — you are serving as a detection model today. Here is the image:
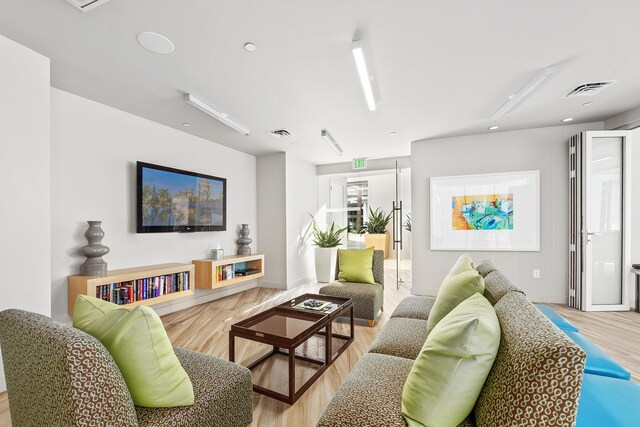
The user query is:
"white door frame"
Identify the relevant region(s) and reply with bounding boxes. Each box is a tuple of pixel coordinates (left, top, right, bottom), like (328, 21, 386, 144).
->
(582, 130, 632, 311)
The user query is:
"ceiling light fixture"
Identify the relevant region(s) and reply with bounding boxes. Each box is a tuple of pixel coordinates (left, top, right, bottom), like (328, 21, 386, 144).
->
(321, 130, 343, 156)
(182, 123, 191, 127)
(137, 32, 175, 55)
(351, 40, 376, 111)
(244, 42, 257, 52)
(489, 66, 555, 122)
(488, 125, 499, 130)
(183, 94, 250, 135)
(562, 117, 574, 122)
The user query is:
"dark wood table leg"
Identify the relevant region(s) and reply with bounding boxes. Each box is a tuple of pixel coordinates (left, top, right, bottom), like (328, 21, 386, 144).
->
(288, 345, 296, 404)
(350, 306, 354, 340)
(325, 322, 332, 363)
(229, 331, 235, 362)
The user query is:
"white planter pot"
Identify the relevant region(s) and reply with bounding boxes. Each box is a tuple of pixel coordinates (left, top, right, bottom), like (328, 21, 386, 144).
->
(315, 247, 338, 283)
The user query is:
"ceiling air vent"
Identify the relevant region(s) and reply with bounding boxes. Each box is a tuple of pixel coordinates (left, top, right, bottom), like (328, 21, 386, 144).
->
(65, 0, 112, 12)
(563, 81, 617, 98)
(266, 129, 292, 139)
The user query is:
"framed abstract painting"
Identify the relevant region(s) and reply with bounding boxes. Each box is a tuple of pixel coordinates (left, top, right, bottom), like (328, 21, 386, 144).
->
(430, 170, 540, 251)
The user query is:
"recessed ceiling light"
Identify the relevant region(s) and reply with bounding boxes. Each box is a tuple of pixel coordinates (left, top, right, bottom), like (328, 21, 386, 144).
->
(583, 102, 593, 107)
(562, 117, 574, 122)
(244, 42, 257, 52)
(488, 125, 499, 130)
(137, 32, 174, 55)
(182, 123, 191, 127)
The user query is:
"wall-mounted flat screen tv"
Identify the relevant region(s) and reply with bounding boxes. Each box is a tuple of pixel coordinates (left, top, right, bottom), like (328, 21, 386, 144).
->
(136, 161, 226, 233)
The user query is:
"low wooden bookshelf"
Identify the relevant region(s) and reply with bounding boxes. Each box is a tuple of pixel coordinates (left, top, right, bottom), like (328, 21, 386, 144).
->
(68, 263, 195, 315)
(193, 254, 264, 289)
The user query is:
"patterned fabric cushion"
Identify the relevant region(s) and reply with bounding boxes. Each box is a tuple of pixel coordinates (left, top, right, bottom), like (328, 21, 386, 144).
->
(136, 348, 253, 427)
(0, 309, 139, 427)
(483, 270, 525, 305)
(319, 281, 383, 320)
(475, 260, 496, 278)
(474, 291, 586, 427)
(391, 296, 436, 320)
(316, 353, 474, 427)
(369, 318, 428, 360)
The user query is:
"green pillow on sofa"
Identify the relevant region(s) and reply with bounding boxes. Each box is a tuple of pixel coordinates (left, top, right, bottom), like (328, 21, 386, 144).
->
(447, 253, 476, 276)
(73, 295, 194, 408)
(426, 260, 485, 333)
(338, 247, 376, 284)
(402, 293, 500, 427)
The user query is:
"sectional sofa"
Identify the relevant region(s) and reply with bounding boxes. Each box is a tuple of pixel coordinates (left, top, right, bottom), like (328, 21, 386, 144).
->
(317, 260, 639, 427)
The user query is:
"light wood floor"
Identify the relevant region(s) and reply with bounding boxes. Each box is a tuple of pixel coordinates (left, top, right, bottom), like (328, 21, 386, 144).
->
(1, 287, 638, 427)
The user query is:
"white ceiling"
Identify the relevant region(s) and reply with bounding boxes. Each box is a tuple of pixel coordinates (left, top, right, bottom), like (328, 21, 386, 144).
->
(2, 0, 640, 165)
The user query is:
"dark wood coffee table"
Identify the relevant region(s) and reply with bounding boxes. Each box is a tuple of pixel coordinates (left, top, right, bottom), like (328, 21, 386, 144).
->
(229, 293, 353, 404)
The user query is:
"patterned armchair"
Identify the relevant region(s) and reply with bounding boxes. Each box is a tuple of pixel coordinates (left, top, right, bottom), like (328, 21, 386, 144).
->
(0, 309, 253, 427)
(319, 249, 384, 326)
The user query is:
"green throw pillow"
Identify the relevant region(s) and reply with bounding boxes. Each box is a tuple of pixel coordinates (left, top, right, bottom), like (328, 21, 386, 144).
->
(426, 268, 485, 333)
(338, 247, 376, 284)
(402, 293, 500, 427)
(447, 253, 476, 276)
(73, 295, 194, 407)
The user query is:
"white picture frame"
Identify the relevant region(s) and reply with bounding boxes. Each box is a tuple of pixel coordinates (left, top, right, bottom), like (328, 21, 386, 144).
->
(430, 170, 540, 251)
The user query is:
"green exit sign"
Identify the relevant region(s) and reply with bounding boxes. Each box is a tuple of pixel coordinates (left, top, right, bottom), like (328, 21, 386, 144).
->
(352, 158, 367, 170)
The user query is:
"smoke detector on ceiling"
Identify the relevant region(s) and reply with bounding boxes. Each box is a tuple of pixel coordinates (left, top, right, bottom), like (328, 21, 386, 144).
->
(563, 81, 617, 98)
(65, 0, 112, 12)
(266, 129, 292, 139)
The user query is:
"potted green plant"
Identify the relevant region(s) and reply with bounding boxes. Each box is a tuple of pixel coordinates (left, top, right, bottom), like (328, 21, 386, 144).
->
(310, 216, 348, 283)
(363, 207, 392, 259)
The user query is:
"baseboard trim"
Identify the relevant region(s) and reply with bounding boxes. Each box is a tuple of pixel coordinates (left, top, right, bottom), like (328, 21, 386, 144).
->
(154, 280, 258, 316)
(287, 276, 315, 289)
(259, 280, 287, 289)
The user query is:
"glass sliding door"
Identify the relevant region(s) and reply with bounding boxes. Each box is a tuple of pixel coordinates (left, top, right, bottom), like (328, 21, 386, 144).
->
(580, 131, 631, 311)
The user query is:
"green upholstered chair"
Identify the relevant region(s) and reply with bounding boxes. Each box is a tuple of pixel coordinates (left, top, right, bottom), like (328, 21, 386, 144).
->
(0, 309, 253, 427)
(319, 249, 384, 326)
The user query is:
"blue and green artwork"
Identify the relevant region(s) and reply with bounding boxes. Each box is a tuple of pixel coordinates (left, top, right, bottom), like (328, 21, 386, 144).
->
(452, 194, 513, 230)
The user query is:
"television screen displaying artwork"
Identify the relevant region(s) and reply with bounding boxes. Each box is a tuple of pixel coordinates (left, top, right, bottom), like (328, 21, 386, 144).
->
(136, 162, 226, 233)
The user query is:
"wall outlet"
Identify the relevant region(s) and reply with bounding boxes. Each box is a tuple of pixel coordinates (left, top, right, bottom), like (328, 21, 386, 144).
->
(533, 269, 541, 279)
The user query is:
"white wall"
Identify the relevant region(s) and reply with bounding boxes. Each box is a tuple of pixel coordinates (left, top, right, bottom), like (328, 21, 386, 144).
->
(257, 153, 287, 288)
(0, 35, 51, 392)
(51, 88, 257, 322)
(257, 153, 317, 289)
(286, 155, 318, 287)
(411, 122, 604, 303)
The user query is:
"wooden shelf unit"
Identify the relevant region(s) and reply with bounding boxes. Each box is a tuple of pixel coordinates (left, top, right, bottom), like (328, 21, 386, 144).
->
(193, 254, 264, 289)
(68, 263, 195, 315)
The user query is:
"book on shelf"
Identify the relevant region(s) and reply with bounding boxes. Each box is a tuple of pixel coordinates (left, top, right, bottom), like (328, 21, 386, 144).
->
(216, 264, 236, 282)
(94, 271, 190, 305)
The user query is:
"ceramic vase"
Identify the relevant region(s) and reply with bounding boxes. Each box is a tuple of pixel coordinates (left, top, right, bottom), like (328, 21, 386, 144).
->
(80, 221, 110, 276)
(315, 247, 338, 283)
(237, 224, 252, 255)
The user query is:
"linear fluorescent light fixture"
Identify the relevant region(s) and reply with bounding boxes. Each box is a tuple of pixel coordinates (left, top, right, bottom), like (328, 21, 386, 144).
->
(183, 93, 250, 135)
(351, 40, 376, 111)
(321, 130, 343, 156)
(489, 66, 555, 122)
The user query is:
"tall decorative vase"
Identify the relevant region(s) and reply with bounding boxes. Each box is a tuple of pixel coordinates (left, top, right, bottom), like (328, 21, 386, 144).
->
(237, 224, 252, 256)
(80, 221, 110, 276)
(315, 247, 338, 283)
